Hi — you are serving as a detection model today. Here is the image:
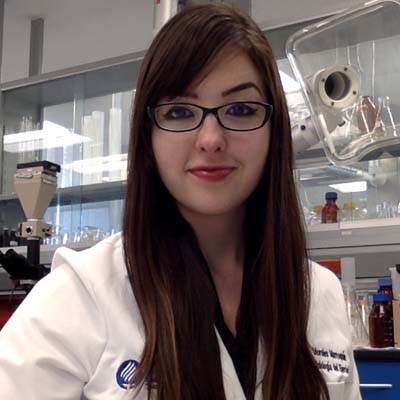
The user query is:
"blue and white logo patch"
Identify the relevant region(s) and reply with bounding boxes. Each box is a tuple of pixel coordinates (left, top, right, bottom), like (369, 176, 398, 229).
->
(116, 359, 139, 389)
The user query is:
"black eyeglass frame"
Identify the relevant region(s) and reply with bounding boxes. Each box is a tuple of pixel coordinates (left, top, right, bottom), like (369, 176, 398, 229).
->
(147, 101, 273, 132)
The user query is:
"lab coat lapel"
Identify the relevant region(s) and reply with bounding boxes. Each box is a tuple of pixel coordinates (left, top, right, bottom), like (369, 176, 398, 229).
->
(215, 328, 246, 400)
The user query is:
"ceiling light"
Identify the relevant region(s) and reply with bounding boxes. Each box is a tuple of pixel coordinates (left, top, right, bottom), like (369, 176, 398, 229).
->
(62, 153, 128, 174)
(3, 121, 91, 152)
(329, 180, 367, 193)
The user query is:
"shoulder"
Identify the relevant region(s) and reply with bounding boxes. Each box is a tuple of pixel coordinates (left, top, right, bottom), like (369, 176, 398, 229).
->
(50, 232, 136, 314)
(309, 260, 344, 304)
(51, 233, 128, 294)
(4, 233, 128, 327)
(308, 260, 349, 338)
(52, 232, 125, 276)
(0, 233, 144, 398)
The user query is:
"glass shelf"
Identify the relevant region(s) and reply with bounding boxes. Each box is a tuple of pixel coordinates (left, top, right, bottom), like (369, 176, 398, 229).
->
(298, 155, 400, 227)
(0, 53, 141, 238)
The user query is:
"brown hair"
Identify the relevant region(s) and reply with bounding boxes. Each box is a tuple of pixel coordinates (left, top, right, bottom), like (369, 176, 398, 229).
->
(123, 4, 329, 400)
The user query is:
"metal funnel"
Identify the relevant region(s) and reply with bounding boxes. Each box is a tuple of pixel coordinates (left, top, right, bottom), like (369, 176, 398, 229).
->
(14, 161, 60, 221)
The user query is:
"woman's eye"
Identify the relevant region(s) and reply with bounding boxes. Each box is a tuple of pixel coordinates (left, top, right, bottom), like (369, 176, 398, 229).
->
(226, 103, 256, 117)
(164, 106, 194, 119)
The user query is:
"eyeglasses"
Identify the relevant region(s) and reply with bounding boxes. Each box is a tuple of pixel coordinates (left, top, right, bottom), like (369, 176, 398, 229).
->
(147, 101, 273, 132)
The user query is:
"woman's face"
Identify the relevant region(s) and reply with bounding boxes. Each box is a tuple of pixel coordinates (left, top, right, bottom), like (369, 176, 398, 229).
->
(151, 50, 271, 217)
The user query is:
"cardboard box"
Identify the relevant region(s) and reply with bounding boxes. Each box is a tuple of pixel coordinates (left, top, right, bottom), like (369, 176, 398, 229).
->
(393, 299, 400, 348)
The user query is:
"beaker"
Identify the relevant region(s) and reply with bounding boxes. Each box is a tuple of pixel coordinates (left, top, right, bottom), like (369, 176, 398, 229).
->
(378, 96, 397, 137)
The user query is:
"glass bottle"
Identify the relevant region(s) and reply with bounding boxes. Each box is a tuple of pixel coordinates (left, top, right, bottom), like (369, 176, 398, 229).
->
(369, 292, 394, 348)
(341, 201, 356, 222)
(341, 257, 369, 347)
(321, 192, 339, 223)
(342, 284, 369, 347)
(308, 205, 323, 225)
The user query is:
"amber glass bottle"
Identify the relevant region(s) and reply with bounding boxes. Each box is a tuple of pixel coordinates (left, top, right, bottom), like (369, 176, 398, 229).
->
(369, 292, 394, 348)
(321, 192, 339, 223)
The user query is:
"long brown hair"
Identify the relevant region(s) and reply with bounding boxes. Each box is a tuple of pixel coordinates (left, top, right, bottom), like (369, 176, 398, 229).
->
(123, 4, 329, 400)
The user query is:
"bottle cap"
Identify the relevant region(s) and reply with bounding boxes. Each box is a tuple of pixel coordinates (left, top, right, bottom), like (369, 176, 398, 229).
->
(325, 192, 338, 200)
(378, 277, 392, 287)
(373, 292, 389, 302)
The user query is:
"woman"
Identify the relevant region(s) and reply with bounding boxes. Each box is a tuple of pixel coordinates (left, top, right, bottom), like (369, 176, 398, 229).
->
(0, 4, 361, 400)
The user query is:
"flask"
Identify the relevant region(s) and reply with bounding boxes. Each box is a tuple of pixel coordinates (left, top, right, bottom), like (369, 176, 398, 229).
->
(321, 192, 339, 223)
(378, 96, 397, 137)
(348, 95, 378, 136)
(369, 292, 394, 347)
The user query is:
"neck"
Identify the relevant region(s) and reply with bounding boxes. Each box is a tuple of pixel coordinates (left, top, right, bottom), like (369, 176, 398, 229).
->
(179, 205, 246, 277)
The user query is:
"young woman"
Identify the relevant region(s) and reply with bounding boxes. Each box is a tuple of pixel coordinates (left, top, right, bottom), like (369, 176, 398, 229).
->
(0, 4, 361, 400)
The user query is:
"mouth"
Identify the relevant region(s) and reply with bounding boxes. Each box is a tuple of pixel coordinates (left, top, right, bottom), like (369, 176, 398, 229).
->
(188, 166, 236, 182)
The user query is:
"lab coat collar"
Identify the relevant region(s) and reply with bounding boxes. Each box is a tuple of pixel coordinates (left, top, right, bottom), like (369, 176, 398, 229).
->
(215, 329, 265, 400)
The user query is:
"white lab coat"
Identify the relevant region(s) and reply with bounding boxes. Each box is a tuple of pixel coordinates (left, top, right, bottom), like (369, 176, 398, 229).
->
(0, 233, 361, 399)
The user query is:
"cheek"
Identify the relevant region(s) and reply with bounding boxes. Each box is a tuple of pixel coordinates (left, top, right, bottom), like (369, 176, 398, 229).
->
(237, 127, 270, 174)
(151, 132, 188, 187)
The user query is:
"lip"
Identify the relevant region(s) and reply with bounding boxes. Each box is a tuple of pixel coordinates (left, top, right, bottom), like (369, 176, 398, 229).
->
(188, 166, 236, 182)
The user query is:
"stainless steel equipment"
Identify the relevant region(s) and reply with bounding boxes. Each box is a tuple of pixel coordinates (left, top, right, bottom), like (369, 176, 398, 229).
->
(0, 161, 60, 292)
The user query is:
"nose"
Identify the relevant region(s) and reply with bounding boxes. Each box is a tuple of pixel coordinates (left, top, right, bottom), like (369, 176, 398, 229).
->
(194, 113, 227, 153)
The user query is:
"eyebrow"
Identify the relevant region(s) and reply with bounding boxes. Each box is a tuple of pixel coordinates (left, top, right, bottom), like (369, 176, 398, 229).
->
(222, 82, 263, 97)
(182, 81, 263, 98)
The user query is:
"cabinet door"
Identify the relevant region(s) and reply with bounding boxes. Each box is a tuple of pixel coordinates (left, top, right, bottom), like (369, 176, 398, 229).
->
(357, 360, 400, 399)
(1, 57, 139, 241)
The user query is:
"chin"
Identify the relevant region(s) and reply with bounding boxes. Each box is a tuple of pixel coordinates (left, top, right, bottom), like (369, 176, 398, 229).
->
(178, 200, 245, 218)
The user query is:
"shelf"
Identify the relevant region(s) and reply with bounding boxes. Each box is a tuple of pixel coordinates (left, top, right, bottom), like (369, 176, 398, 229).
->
(307, 218, 400, 250)
(0, 180, 126, 207)
(309, 218, 400, 232)
(0, 50, 144, 96)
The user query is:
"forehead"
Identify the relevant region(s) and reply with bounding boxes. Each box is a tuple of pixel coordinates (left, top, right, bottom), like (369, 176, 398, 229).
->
(187, 49, 264, 96)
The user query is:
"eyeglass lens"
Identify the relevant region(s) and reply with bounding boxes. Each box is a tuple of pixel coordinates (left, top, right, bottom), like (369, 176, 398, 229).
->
(154, 102, 270, 131)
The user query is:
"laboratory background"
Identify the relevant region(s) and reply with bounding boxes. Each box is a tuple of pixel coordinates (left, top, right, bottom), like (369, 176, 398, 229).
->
(1, 0, 400, 398)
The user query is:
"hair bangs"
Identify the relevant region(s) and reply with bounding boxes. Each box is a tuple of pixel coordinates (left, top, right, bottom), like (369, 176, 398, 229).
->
(144, 10, 255, 106)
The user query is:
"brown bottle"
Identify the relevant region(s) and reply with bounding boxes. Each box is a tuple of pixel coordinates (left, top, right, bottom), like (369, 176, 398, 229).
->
(321, 192, 339, 224)
(369, 292, 394, 348)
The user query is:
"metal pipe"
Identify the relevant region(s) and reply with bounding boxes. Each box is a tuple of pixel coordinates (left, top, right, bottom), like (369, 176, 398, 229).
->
(153, 0, 179, 38)
(29, 18, 44, 76)
(327, 164, 381, 186)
